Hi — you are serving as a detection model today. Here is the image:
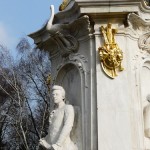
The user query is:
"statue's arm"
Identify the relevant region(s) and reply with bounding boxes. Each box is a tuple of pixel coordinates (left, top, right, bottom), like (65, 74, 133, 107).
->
(54, 105, 74, 147)
(39, 111, 55, 149)
(39, 138, 51, 149)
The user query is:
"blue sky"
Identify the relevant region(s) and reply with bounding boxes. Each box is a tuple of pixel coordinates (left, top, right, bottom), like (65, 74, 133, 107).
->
(0, 0, 62, 52)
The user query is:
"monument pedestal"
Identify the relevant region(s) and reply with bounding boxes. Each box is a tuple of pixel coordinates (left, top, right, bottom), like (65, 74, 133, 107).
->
(29, 0, 150, 149)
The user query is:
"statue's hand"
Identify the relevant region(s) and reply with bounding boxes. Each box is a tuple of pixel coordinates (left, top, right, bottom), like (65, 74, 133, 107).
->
(51, 144, 60, 150)
(39, 138, 51, 149)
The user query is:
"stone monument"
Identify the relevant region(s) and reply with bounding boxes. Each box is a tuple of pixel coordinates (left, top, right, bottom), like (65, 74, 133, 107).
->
(29, 0, 150, 149)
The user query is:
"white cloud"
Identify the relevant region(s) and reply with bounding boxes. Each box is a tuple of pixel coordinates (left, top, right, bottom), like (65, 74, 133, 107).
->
(0, 22, 17, 49)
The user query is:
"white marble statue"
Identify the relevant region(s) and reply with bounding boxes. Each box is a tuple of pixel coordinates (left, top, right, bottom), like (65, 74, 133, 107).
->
(39, 85, 78, 150)
(144, 94, 150, 138)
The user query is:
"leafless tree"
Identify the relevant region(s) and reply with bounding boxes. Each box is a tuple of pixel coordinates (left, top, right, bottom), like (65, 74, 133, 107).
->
(0, 38, 52, 149)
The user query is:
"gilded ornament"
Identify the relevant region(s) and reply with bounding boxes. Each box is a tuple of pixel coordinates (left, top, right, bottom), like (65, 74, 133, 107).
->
(98, 23, 124, 79)
(46, 74, 51, 92)
(144, 0, 150, 6)
(59, 0, 70, 11)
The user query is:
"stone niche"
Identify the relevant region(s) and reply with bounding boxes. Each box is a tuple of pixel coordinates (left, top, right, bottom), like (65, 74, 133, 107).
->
(29, 0, 150, 150)
(55, 63, 82, 149)
(55, 63, 81, 106)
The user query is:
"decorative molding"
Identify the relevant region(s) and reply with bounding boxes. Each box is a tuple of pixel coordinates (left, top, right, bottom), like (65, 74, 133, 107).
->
(140, 0, 150, 13)
(55, 53, 88, 77)
(69, 53, 88, 63)
(75, 0, 142, 6)
(29, 15, 91, 58)
(75, 0, 150, 16)
(128, 13, 150, 34)
(139, 32, 150, 53)
(53, 32, 79, 57)
(69, 53, 88, 72)
(128, 13, 150, 53)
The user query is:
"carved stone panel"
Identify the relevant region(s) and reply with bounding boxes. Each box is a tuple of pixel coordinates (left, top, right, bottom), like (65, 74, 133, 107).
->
(141, 61, 150, 105)
(139, 32, 150, 53)
(141, 60, 150, 148)
(127, 13, 150, 54)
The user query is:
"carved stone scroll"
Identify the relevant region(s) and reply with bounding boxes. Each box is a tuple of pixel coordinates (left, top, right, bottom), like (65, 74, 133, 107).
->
(127, 13, 150, 34)
(127, 13, 150, 53)
(139, 32, 150, 53)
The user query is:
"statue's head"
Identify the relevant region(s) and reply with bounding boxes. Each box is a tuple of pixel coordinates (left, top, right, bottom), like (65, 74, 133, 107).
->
(108, 23, 112, 28)
(52, 85, 65, 104)
(146, 94, 150, 103)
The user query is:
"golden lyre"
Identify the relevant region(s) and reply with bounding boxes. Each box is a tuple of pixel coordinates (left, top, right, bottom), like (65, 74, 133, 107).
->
(98, 23, 124, 79)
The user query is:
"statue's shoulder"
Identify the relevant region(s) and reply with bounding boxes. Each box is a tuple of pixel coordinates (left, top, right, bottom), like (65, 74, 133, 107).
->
(64, 104, 74, 112)
(65, 104, 73, 109)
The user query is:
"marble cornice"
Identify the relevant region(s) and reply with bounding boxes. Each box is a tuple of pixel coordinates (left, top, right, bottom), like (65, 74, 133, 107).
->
(75, 0, 150, 14)
(140, 0, 150, 13)
(75, 0, 141, 5)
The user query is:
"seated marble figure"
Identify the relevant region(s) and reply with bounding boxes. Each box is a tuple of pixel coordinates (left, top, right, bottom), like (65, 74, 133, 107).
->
(39, 85, 78, 150)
